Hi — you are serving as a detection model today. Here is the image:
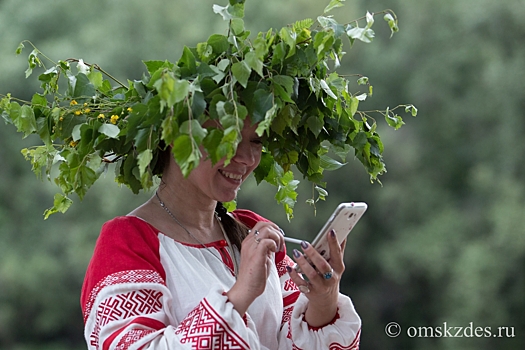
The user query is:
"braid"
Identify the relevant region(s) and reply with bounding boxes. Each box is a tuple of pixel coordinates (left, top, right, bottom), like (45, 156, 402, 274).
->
(215, 202, 248, 250)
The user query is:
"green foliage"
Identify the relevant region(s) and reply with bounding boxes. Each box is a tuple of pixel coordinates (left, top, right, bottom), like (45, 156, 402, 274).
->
(1, 0, 525, 349)
(1, 0, 415, 220)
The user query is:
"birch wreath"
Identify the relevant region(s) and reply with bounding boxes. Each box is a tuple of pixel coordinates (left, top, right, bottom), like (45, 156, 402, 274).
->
(1, 0, 416, 219)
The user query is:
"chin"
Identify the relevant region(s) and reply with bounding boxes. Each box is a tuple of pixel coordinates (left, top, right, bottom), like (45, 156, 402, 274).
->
(216, 191, 239, 203)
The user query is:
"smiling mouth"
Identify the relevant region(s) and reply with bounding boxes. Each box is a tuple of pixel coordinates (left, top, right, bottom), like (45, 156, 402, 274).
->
(219, 169, 243, 181)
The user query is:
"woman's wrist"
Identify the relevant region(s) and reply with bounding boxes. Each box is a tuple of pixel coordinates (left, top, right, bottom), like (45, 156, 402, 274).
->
(225, 284, 253, 317)
(303, 308, 340, 330)
(303, 298, 339, 328)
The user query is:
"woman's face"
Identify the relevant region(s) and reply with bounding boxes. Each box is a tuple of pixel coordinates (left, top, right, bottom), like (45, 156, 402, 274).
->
(184, 119, 263, 203)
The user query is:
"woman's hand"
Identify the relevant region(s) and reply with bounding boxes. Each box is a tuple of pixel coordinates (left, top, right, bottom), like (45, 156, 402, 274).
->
(226, 221, 284, 316)
(287, 229, 346, 328)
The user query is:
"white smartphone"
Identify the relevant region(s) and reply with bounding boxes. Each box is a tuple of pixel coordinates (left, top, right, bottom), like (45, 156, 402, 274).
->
(310, 202, 367, 261)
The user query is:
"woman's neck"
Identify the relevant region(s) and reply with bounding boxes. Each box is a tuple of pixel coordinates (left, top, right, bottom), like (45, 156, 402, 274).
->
(155, 183, 217, 233)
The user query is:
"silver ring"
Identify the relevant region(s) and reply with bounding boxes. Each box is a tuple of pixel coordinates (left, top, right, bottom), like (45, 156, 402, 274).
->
(323, 268, 334, 280)
(254, 230, 261, 243)
(298, 284, 310, 294)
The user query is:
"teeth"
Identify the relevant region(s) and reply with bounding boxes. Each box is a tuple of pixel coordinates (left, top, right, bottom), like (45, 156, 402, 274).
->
(220, 170, 243, 180)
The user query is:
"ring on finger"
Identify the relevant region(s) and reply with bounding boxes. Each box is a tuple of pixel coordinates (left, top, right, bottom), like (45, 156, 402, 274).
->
(298, 284, 310, 294)
(254, 230, 261, 243)
(323, 268, 334, 280)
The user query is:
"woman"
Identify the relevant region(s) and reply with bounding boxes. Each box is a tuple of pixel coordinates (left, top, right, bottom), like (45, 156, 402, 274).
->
(81, 119, 361, 349)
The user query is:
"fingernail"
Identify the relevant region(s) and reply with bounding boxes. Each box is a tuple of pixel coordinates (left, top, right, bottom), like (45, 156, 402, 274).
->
(286, 265, 293, 273)
(330, 229, 336, 238)
(293, 249, 301, 258)
(300, 241, 309, 249)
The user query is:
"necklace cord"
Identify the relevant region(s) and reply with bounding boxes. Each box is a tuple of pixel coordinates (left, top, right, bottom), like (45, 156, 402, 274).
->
(155, 191, 239, 277)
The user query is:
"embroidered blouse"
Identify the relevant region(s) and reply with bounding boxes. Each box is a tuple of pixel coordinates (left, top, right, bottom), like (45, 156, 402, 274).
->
(81, 209, 361, 349)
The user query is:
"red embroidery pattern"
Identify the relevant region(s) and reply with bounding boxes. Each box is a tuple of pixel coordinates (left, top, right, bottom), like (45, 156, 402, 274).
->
(329, 342, 360, 350)
(90, 289, 163, 348)
(115, 329, 157, 350)
(276, 255, 295, 277)
(282, 305, 294, 325)
(329, 328, 361, 349)
(284, 278, 298, 292)
(292, 337, 360, 350)
(289, 325, 360, 350)
(175, 299, 249, 349)
(84, 270, 165, 322)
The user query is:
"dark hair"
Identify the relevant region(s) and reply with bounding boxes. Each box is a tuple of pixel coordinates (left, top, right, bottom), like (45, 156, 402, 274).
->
(215, 202, 249, 250)
(151, 142, 170, 177)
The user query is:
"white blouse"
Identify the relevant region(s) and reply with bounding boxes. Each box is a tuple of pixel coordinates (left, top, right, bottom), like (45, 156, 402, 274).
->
(81, 213, 361, 349)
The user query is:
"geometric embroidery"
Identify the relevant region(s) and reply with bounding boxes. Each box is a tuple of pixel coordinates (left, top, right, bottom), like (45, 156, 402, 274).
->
(175, 299, 249, 350)
(276, 255, 295, 278)
(99, 290, 163, 327)
(84, 269, 165, 322)
(284, 278, 298, 292)
(282, 305, 294, 326)
(89, 289, 163, 348)
(115, 329, 157, 350)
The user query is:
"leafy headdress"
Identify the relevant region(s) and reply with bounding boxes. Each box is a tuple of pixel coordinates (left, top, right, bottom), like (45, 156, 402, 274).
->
(1, 0, 416, 219)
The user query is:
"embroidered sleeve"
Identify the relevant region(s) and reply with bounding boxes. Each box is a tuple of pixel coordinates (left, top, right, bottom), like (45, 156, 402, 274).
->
(83, 269, 170, 350)
(81, 217, 260, 350)
(232, 209, 363, 349)
(284, 293, 362, 350)
(274, 232, 362, 349)
(169, 287, 258, 349)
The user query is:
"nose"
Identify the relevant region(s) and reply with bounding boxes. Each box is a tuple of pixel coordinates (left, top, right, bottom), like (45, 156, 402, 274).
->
(232, 139, 257, 166)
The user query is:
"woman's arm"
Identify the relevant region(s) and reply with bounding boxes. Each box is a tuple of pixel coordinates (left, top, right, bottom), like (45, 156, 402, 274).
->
(277, 230, 362, 349)
(82, 217, 260, 349)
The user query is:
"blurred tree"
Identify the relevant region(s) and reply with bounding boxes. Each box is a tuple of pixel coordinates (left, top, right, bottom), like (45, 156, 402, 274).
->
(303, 0, 525, 349)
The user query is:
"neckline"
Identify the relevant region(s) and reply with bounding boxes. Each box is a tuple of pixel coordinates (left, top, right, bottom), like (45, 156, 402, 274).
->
(123, 215, 238, 277)
(125, 214, 232, 248)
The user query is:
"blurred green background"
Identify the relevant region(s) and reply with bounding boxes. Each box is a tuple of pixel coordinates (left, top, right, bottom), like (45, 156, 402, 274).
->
(1, 0, 523, 349)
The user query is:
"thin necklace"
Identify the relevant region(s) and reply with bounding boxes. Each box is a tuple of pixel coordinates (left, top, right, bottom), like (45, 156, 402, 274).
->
(155, 191, 238, 277)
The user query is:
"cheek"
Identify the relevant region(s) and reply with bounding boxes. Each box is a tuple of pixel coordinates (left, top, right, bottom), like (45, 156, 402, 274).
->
(189, 158, 215, 180)
(252, 148, 262, 168)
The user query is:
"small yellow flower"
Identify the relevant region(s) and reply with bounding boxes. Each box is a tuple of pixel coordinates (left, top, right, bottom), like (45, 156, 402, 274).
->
(70, 100, 78, 106)
(84, 108, 91, 113)
(127, 107, 133, 113)
(70, 140, 78, 147)
(97, 113, 105, 120)
(59, 117, 64, 122)
(83, 103, 88, 107)
(74, 110, 82, 116)
(110, 115, 119, 124)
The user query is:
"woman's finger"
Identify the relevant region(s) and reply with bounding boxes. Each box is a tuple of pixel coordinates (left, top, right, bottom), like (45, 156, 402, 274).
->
(293, 248, 327, 283)
(251, 222, 284, 251)
(299, 242, 335, 280)
(325, 230, 345, 271)
(286, 264, 311, 293)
